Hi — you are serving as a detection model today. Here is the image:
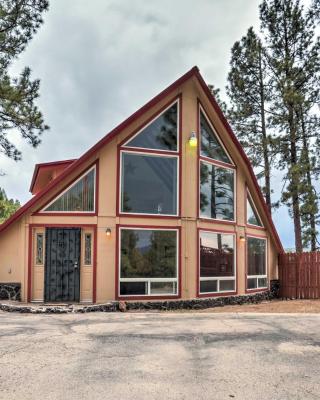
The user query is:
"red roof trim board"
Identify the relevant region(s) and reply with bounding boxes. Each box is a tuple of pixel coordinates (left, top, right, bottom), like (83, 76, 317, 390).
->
(0, 66, 283, 253)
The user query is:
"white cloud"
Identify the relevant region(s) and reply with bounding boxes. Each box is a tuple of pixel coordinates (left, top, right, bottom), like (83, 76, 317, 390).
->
(0, 0, 294, 246)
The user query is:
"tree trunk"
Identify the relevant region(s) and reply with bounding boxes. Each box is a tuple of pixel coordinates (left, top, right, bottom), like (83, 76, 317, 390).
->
(258, 43, 272, 213)
(300, 109, 317, 250)
(289, 107, 303, 252)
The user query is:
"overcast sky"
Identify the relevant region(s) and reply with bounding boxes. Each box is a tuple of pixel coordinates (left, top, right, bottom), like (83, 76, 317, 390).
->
(0, 0, 295, 248)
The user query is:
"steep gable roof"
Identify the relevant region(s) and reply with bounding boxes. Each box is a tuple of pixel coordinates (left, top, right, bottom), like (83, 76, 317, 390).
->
(0, 66, 283, 252)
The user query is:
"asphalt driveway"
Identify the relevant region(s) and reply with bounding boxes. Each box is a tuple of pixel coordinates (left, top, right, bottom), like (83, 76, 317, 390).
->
(0, 311, 319, 400)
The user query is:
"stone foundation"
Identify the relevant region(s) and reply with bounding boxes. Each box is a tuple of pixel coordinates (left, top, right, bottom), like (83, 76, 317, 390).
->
(0, 281, 280, 313)
(0, 283, 21, 301)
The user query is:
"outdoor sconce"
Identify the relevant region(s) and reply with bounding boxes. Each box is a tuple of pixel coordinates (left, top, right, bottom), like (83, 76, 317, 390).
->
(239, 236, 246, 242)
(188, 131, 198, 147)
(106, 228, 112, 237)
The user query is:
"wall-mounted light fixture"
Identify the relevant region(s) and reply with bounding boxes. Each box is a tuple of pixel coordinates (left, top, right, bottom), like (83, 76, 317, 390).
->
(188, 131, 198, 147)
(239, 236, 246, 242)
(106, 228, 112, 237)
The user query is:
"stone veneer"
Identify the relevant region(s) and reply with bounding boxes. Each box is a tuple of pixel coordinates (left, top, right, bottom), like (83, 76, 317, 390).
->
(0, 280, 279, 313)
(0, 283, 21, 301)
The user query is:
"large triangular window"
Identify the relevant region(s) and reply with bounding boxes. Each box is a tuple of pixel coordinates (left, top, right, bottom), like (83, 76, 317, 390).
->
(124, 101, 178, 151)
(42, 166, 96, 213)
(200, 110, 232, 164)
(247, 193, 263, 227)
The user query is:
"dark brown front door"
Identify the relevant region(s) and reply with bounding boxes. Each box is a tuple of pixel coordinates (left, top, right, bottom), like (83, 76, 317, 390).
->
(44, 228, 81, 302)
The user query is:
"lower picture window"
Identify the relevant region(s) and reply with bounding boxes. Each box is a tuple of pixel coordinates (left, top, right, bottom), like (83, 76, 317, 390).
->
(199, 231, 236, 294)
(119, 228, 178, 296)
(246, 236, 267, 290)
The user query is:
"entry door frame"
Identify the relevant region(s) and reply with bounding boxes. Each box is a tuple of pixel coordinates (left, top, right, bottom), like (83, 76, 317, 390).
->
(44, 227, 81, 303)
(27, 224, 97, 303)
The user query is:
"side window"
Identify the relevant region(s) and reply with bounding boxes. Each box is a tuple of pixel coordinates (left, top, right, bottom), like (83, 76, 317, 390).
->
(247, 237, 267, 290)
(84, 233, 92, 265)
(35, 233, 44, 265)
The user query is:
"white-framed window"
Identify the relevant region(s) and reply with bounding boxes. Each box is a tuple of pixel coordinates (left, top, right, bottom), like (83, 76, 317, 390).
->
(118, 227, 179, 297)
(246, 236, 268, 290)
(247, 191, 263, 227)
(120, 151, 179, 216)
(198, 106, 236, 222)
(41, 165, 96, 213)
(119, 99, 180, 217)
(199, 230, 236, 295)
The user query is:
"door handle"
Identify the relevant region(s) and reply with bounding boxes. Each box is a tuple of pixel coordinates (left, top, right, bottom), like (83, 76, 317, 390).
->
(74, 261, 79, 269)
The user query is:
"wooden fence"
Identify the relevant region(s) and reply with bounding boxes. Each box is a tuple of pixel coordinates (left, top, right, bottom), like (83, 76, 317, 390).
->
(279, 252, 320, 299)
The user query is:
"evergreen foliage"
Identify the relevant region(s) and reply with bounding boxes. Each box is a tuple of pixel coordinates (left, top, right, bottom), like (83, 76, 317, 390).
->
(0, 187, 20, 223)
(0, 0, 49, 161)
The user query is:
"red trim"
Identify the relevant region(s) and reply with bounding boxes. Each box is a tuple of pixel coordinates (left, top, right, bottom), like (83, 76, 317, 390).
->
(199, 155, 236, 170)
(198, 218, 236, 226)
(27, 223, 97, 303)
(92, 226, 97, 303)
(116, 224, 181, 301)
(245, 233, 269, 294)
(27, 226, 33, 302)
(196, 227, 238, 298)
(117, 94, 182, 219)
(32, 160, 99, 216)
(29, 159, 77, 193)
(0, 66, 283, 254)
(194, 70, 283, 253)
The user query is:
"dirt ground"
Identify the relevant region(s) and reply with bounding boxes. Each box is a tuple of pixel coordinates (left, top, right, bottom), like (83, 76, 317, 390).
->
(192, 299, 320, 313)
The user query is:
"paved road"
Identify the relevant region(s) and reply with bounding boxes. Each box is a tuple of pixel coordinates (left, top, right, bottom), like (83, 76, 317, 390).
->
(0, 311, 319, 400)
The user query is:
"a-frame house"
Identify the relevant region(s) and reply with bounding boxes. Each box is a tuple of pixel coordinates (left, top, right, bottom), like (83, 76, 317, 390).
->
(0, 67, 283, 303)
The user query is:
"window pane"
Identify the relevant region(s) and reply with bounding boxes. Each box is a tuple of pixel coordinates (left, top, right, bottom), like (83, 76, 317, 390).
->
(45, 168, 95, 212)
(258, 277, 268, 288)
(200, 162, 234, 220)
(150, 282, 177, 295)
(247, 278, 257, 289)
(120, 229, 177, 279)
(36, 234, 44, 264)
(200, 111, 231, 163)
(120, 282, 147, 296)
(247, 237, 266, 276)
(121, 153, 177, 215)
(126, 103, 177, 151)
(84, 234, 92, 265)
(200, 280, 217, 293)
(247, 196, 262, 226)
(200, 232, 234, 277)
(219, 280, 235, 292)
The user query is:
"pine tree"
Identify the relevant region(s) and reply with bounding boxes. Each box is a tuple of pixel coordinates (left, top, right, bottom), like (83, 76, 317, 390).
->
(260, 0, 320, 252)
(0, 0, 49, 161)
(226, 27, 274, 212)
(0, 187, 20, 223)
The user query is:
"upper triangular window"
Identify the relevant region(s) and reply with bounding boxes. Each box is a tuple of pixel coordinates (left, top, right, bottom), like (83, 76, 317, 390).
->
(247, 193, 263, 227)
(124, 102, 178, 151)
(42, 166, 96, 213)
(200, 110, 232, 164)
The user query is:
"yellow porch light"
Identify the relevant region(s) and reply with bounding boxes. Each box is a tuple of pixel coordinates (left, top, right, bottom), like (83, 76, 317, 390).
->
(189, 132, 198, 147)
(239, 236, 246, 242)
(106, 228, 112, 237)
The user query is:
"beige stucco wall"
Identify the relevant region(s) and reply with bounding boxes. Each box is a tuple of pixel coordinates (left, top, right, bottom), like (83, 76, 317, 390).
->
(0, 76, 279, 302)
